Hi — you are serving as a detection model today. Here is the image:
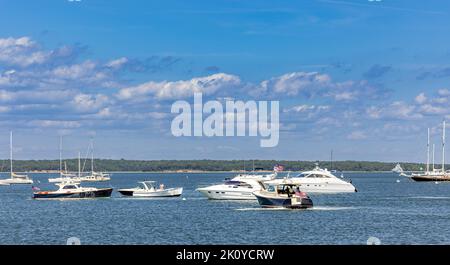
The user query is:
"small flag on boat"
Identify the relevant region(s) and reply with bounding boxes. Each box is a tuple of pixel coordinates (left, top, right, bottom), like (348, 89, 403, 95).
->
(32, 186, 40, 191)
(273, 164, 285, 172)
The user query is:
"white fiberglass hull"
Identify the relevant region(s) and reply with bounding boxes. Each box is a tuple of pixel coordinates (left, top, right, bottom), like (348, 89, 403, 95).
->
(0, 178, 33, 185)
(118, 187, 183, 197)
(79, 176, 111, 182)
(269, 179, 356, 194)
(196, 185, 258, 200)
(48, 177, 82, 183)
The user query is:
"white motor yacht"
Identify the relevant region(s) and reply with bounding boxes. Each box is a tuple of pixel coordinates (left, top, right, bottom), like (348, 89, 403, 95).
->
(265, 164, 357, 194)
(196, 172, 276, 200)
(118, 181, 183, 197)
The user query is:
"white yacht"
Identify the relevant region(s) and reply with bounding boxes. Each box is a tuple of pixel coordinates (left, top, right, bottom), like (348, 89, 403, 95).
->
(118, 181, 183, 197)
(196, 172, 276, 200)
(265, 164, 357, 194)
(0, 132, 33, 185)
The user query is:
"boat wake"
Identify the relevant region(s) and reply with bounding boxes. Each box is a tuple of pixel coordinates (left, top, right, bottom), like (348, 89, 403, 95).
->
(408, 196, 450, 200)
(235, 206, 357, 211)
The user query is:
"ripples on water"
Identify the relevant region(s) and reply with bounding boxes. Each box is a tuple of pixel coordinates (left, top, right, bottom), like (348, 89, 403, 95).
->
(1, 172, 450, 245)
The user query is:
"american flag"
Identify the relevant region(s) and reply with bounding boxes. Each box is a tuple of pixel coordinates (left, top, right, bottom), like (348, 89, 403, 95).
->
(273, 164, 285, 172)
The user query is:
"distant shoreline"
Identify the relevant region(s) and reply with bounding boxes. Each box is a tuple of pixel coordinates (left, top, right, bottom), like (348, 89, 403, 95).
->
(1, 170, 403, 174)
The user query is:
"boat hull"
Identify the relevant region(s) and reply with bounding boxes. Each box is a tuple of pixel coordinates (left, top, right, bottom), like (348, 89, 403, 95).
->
(1, 178, 33, 185)
(196, 188, 256, 200)
(118, 187, 183, 197)
(33, 188, 113, 199)
(253, 192, 313, 209)
(411, 175, 450, 182)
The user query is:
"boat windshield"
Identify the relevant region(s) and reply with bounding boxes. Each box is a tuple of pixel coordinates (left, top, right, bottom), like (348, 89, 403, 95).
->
(298, 173, 330, 178)
(63, 185, 78, 189)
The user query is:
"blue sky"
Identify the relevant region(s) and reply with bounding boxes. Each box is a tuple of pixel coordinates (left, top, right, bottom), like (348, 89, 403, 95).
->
(1, 0, 450, 162)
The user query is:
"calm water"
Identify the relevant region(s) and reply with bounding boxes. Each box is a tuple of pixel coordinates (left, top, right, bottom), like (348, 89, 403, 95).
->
(1, 172, 450, 245)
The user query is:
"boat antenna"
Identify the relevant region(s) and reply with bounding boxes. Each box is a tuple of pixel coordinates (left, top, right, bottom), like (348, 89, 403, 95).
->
(443, 120, 446, 172)
(330, 149, 333, 171)
(427, 128, 430, 173)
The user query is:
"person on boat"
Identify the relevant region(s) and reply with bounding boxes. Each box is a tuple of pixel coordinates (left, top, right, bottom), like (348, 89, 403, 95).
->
(159, 183, 165, 190)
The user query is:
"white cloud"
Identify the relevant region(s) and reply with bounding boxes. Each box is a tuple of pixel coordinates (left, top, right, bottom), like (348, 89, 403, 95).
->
(257, 72, 330, 96)
(347, 131, 367, 140)
(117, 73, 241, 101)
(105, 57, 129, 69)
(415, 92, 427, 104)
(367, 101, 422, 120)
(71, 93, 110, 113)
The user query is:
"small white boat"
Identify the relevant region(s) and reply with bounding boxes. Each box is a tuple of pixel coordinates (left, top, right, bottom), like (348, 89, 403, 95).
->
(118, 181, 183, 197)
(80, 172, 111, 182)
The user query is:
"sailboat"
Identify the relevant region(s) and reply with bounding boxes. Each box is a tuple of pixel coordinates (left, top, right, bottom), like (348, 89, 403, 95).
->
(392, 163, 403, 173)
(79, 139, 110, 182)
(402, 120, 450, 181)
(0, 132, 33, 185)
(48, 136, 80, 183)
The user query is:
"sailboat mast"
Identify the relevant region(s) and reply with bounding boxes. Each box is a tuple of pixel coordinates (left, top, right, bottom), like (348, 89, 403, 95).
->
(10, 131, 12, 177)
(426, 128, 430, 172)
(59, 136, 62, 174)
(432, 144, 435, 171)
(78, 151, 81, 178)
(91, 139, 94, 173)
(443, 120, 446, 172)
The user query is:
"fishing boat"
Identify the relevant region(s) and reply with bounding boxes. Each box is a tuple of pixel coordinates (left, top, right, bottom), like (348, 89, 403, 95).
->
(401, 121, 450, 181)
(265, 163, 356, 194)
(0, 132, 33, 185)
(33, 180, 113, 199)
(253, 183, 313, 209)
(118, 181, 183, 197)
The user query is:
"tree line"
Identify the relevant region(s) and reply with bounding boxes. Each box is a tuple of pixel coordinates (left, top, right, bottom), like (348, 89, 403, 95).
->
(0, 159, 431, 172)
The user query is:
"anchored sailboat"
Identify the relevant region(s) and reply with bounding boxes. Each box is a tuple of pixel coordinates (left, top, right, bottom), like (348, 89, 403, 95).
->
(79, 139, 110, 182)
(48, 136, 80, 183)
(402, 120, 450, 181)
(0, 132, 33, 185)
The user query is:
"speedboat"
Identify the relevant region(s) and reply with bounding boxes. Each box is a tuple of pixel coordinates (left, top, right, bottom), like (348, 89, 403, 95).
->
(33, 181, 113, 199)
(118, 181, 183, 197)
(196, 172, 276, 200)
(265, 164, 357, 194)
(253, 183, 313, 209)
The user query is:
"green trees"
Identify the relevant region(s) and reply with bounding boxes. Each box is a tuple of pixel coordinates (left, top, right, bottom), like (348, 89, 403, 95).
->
(0, 159, 429, 172)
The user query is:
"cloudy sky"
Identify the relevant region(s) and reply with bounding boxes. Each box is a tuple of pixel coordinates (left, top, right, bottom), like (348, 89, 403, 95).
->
(1, 0, 450, 162)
